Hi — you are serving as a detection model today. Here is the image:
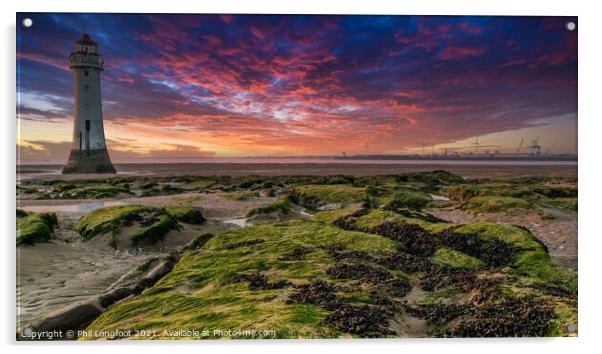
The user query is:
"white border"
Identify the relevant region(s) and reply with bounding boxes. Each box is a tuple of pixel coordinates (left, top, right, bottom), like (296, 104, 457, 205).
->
(3, 1, 601, 353)
(1, 0, 583, 16)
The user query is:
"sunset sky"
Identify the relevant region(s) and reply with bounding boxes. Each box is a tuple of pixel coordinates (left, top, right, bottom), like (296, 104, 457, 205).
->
(17, 14, 577, 163)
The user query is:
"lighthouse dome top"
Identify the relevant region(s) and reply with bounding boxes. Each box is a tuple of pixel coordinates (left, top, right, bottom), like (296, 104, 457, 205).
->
(73, 33, 99, 54)
(70, 32, 104, 70)
(75, 33, 97, 44)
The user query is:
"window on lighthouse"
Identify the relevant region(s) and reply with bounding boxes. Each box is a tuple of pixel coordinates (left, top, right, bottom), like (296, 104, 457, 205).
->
(84, 71, 89, 77)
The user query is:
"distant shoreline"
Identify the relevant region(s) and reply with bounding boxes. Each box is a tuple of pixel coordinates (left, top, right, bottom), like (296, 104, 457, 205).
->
(17, 157, 577, 167)
(17, 161, 577, 180)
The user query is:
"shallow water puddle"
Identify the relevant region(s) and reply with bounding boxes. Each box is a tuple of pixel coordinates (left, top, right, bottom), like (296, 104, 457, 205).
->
(224, 218, 248, 227)
(299, 210, 314, 218)
(430, 194, 451, 201)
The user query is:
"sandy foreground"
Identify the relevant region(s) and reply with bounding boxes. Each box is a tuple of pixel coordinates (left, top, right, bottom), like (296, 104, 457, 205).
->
(17, 240, 149, 329)
(16, 192, 275, 328)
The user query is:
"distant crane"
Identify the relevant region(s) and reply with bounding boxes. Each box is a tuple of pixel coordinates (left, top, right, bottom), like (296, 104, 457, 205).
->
(528, 137, 542, 157)
(516, 138, 524, 154)
(469, 136, 500, 156)
(471, 136, 480, 154)
(443, 142, 501, 157)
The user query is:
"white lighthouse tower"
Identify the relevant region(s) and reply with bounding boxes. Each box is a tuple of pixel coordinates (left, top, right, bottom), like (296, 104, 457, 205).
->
(63, 32, 116, 174)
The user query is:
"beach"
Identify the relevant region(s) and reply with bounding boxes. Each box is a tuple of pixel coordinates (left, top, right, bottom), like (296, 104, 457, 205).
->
(16, 164, 578, 338)
(18, 161, 577, 182)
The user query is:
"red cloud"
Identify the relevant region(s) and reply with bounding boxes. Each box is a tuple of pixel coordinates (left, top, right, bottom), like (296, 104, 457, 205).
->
(439, 46, 487, 60)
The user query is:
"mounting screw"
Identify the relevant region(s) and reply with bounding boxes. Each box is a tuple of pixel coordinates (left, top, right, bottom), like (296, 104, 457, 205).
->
(566, 21, 576, 31)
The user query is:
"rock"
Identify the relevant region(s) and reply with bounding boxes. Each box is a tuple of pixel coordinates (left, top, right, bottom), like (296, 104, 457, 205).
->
(27, 253, 182, 337)
(97, 287, 134, 308)
(183, 233, 214, 250)
(33, 300, 104, 333)
(141, 258, 177, 286)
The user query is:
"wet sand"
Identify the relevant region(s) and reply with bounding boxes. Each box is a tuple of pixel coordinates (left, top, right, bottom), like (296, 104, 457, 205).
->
(17, 240, 150, 328)
(16, 206, 151, 328)
(18, 162, 577, 181)
(16, 192, 275, 329)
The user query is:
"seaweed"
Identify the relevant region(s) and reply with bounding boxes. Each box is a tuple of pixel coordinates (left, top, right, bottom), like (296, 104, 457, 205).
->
(279, 246, 314, 261)
(286, 280, 342, 309)
(444, 297, 554, 337)
(382, 190, 432, 210)
(231, 272, 291, 291)
(326, 303, 395, 337)
(246, 196, 294, 217)
(130, 215, 179, 246)
(403, 303, 472, 325)
(165, 206, 206, 224)
(16, 212, 58, 246)
(224, 238, 265, 250)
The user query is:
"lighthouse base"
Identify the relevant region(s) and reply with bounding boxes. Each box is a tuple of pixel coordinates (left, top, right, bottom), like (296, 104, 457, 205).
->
(62, 148, 116, 174)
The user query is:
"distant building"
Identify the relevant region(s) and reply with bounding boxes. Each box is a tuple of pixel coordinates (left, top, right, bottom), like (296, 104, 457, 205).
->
(63, 33, 115, 174)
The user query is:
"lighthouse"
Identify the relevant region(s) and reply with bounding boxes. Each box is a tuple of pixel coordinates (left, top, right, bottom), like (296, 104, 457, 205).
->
(62, 32, 116, 174)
